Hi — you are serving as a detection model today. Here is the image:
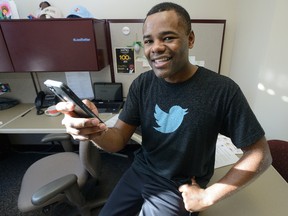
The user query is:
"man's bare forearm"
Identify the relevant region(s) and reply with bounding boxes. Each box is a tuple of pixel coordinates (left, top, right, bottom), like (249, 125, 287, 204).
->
(205, 136, 272, 205)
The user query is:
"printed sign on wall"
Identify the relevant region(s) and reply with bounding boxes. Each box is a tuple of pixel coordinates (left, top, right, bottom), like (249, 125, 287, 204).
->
(115, 47, 135, 73)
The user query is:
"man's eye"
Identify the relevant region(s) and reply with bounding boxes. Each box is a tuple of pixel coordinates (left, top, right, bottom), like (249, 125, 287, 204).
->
(144, 40, 152, 45)
(164, 37, 173, 42)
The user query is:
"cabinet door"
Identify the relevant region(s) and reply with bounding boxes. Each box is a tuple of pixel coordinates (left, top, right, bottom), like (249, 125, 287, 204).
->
(1, 19, 108, 72)
(0, 28, 14, 72)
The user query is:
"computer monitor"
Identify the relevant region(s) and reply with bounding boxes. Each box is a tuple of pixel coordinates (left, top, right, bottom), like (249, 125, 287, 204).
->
(93, 82, 123, 102)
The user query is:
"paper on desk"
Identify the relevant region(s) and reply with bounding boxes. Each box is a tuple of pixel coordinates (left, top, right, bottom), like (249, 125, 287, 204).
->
(215, 135, 240, 169)
(217, 134, 243, 154)
(105, 113, 119, 127)
(65, 72, 94, 99)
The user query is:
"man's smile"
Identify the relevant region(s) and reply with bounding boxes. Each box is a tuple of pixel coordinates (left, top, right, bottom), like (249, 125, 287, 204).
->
(152, 57, 172, 68)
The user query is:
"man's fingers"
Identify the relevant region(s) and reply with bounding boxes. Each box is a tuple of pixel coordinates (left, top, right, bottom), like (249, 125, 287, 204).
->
(82, 99, 100, 115)
(179, 177, 199, 192)
(179, 184, 189, 193)
(56, 102, 76, 115)
(62, 116, 102, 128)
(191, 177, 199, 186)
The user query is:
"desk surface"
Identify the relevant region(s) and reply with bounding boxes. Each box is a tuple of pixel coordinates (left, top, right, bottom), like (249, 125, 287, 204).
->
(201, 165, 288, 215)
(0, 103, 114, 134)
(1, 104, 287, 215)
(0, 103, 34, 128)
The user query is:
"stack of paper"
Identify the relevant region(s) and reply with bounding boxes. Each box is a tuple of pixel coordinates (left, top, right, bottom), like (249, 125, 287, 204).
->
(215, 135, 242, 168)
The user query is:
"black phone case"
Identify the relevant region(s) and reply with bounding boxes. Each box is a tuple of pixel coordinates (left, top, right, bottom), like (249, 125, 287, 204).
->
(44, 79, 103, 123)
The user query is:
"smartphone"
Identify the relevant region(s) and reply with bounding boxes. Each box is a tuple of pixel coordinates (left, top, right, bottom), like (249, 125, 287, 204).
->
(44, 79, 104, 123)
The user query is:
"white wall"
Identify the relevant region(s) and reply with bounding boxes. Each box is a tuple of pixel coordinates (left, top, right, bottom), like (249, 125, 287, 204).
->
(230, 0, 288, 140)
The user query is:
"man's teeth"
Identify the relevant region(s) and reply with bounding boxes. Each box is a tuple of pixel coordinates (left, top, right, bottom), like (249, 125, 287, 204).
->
(155, 58, 170, 62)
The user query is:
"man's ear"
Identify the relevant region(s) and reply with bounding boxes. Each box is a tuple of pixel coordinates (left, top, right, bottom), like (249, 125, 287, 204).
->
(188, 31, 195, 49)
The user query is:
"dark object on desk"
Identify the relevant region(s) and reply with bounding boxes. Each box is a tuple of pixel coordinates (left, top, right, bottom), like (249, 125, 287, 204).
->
(35, 91, 58, 115)
(0, 97, 19, 110)
(92, 82, 124, 113)
(268, 139, 288, 182)
(17, 133, 106, 215)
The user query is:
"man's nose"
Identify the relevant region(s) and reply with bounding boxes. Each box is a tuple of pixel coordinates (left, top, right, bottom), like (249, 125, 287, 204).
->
(151, 40, 165, 53)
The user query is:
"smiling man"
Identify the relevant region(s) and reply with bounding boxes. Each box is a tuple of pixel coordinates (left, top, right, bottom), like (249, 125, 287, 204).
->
(57, 2, 272, 216)
(143, 5, 196, 83)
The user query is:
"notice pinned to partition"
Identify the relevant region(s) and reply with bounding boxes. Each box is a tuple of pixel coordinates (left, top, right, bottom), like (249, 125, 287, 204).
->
(65, 72, 94, 100)
(115, 47, 135, 73)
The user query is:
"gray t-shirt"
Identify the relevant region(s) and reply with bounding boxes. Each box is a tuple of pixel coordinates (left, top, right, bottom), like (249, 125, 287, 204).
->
(119, 67, 265, 186)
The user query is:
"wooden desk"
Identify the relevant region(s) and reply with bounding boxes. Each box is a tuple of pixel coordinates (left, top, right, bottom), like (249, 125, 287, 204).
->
(201, 164, 288, 216)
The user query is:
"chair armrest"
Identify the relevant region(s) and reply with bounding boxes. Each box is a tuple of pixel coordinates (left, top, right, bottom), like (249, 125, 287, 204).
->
(31, 174, 78, 206)
(41, 133, 73, 152)
(41, 133, 71, 143)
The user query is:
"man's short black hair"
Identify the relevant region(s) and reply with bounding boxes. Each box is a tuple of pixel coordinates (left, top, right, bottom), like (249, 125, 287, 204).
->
(145, 2, 191, 34)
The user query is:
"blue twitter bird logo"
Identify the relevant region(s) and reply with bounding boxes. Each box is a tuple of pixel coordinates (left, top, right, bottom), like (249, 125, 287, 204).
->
(154, 104, 188, 133)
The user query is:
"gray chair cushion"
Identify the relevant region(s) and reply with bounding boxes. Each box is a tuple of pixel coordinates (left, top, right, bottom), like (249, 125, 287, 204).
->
(18, 152, 87, 212)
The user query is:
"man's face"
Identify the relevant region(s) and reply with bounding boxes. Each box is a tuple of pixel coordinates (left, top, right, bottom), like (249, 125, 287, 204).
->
(143, 10, 194, 82)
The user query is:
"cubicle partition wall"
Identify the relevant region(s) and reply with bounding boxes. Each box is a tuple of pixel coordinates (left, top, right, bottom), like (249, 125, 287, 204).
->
(106, 19, 226, 97)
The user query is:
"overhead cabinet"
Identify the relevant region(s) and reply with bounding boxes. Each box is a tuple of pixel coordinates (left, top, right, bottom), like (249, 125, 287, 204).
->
(0, 18, 109, 72)
(0, 27, 14, 72)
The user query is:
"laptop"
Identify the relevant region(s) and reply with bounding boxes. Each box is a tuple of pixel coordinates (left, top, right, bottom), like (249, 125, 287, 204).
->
(92, 82, 124, 113)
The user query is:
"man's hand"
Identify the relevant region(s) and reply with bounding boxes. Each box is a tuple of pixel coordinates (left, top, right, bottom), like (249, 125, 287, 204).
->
(179, 178, 212, 213)
(56, 100, 107, 141)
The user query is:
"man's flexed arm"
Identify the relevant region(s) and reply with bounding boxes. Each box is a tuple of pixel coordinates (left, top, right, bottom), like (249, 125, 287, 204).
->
(179, 136, 272, 213)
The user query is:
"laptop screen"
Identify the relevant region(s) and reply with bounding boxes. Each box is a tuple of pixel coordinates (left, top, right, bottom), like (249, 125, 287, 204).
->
(93, 82, 123, 102)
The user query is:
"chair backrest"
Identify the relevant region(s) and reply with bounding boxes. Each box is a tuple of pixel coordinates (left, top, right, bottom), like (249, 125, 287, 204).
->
(268, 139, 288, 182)
(41, 134, 102, 180)
(79, 140, 102, 180)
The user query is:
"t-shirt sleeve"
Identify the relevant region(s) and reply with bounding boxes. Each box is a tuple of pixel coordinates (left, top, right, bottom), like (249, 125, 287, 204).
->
(220, 87, 265, 148)
(118, 78, 141, 127)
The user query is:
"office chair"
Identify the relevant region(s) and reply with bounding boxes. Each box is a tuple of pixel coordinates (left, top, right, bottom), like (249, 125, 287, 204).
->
(267, 139, 288, 182)
(18, 133, 106, 216)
